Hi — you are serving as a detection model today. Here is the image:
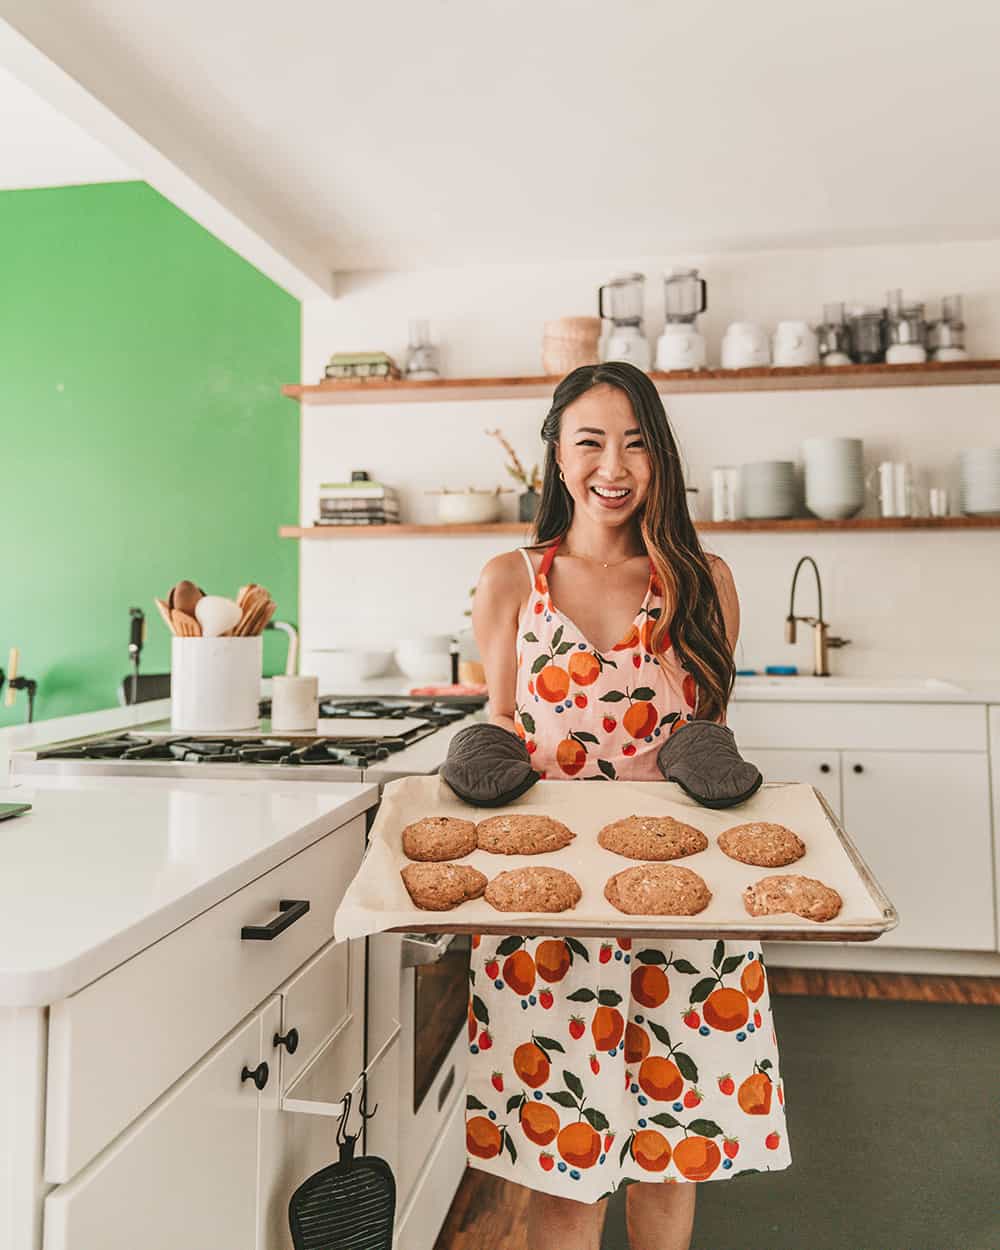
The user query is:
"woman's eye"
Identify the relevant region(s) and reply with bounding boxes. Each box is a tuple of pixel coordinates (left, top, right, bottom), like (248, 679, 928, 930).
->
(628, 441, 645, 450)
(576, 439, 601, 447)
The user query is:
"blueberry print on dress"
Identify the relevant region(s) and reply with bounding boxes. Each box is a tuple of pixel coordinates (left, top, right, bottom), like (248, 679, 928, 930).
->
(466, 542, 791, 1201)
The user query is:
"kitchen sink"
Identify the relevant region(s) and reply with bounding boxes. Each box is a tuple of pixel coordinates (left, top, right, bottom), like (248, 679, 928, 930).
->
(733, 676, 967, 696)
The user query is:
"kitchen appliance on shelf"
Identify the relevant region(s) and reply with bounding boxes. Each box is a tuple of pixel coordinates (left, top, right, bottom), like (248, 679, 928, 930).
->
(598, 272, 651, 370)
(847, 308, 885, 363)
(720, 321, 770, 369)
(929, 294, 969, 362)
(403, 320, 441, 380)
(655, 267, 707, 371)
(817, 302, 852, 366)
(884, 290, 927, 364)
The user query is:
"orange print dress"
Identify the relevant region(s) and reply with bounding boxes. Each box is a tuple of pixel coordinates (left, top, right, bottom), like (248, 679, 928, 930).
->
(465, 540, 792, 1201)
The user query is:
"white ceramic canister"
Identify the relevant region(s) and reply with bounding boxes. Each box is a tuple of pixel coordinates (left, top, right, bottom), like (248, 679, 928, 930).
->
(270, 674, 319, 732)
(773, 320, 820, 367)
(721, 322, 770, 369)
(171, 635, 262, 732)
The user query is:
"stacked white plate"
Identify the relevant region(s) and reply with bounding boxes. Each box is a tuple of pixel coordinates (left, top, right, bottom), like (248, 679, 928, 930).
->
(959, 448, 1000, 515)
(741, 460, 798, 518)
(802, 437, 865, 520)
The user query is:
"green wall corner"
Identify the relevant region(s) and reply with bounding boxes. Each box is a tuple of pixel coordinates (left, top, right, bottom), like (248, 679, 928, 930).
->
(0, 181, 300, 725)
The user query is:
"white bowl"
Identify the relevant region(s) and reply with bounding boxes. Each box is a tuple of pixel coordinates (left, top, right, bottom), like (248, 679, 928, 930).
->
(394, 651, 452, 683)
(434, 492, 501, 525)
(395, 634, 452, 656)
(309, 648, 393, 688)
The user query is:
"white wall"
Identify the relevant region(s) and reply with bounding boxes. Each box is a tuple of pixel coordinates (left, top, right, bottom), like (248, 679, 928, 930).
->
(299, 237, 997, 681)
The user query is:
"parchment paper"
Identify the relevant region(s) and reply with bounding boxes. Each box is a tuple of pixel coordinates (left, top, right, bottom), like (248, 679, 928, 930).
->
(333, 776, 897, 942)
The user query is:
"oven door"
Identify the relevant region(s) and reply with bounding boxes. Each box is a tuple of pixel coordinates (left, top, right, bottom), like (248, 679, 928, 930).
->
(396, 933, 470, 1208)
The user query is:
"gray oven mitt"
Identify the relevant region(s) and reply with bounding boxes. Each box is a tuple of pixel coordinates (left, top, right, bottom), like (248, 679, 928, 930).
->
(440, 722, 541, 807)
(657, 721, 763, 810)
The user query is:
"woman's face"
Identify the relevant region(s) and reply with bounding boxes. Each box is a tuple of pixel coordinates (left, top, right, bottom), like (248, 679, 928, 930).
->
(556, 384, 651, 527)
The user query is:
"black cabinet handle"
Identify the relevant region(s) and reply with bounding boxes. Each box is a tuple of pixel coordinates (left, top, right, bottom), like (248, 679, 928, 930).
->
(819, 763, 831, 774)
(241, 1061, 269, 1091)
(241, 899, 310, 941)
(274, 1027, 300, 1054)
(853, 763, 864, 774)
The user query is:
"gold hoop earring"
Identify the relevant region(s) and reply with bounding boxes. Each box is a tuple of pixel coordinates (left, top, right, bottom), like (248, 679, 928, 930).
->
(559, 470, 566, 483)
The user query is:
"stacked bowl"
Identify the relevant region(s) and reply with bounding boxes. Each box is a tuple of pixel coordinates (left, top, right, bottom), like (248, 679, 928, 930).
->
(959, 448, 1000, 515)
(802, 437, 865, 520)
(741, 461, 798, 519)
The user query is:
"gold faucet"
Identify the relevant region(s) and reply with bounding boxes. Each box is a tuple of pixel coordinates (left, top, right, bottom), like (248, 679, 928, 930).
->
(785, 556, 851, 677)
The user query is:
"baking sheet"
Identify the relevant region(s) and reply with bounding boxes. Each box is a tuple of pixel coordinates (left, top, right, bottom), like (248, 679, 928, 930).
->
(333, 776, 898, 942)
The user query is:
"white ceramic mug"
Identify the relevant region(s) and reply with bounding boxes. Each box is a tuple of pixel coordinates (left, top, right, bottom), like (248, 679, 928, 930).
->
(271, 674, 319, 732)
(171, 636, 262, 732)
(721, 322, 770, 369)
(773, 321, 820, 367)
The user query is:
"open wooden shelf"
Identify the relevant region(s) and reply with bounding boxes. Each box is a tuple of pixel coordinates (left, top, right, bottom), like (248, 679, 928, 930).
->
(280, 516, 1000, 539)
(283, 358, 1000, 405)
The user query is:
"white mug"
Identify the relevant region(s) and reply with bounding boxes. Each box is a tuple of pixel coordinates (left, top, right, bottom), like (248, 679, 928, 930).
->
(773, 321, 820, 367)
(271, 674, 319, 732)
(721, 322, 770, 369)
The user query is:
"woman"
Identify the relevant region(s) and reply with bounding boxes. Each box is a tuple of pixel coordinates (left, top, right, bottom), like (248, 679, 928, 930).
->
(467, 362, 790, 1250)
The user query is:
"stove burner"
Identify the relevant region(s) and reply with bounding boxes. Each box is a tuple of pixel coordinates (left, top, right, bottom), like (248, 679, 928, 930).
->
(38, 733, 392, 769)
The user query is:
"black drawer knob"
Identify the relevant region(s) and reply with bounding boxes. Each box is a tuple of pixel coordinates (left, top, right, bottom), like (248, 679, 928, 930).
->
(274, 1027, 300, 1055)
(241, 1061, 269, 1091)
(819, 763, 831, 774)
(853, 763, 864, 774)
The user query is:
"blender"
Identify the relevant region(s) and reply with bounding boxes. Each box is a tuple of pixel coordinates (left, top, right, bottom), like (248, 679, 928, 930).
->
(598, 273, 651, 370)
(656, 267, 708, 371)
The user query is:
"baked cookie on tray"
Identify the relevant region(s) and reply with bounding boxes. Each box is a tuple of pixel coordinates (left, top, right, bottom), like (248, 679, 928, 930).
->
(475, 814, 576, 855)
(743, 874, 842, 923)
(401, 816, 477, 862)
(718, 821, 806, 868)
(484, 866, 582, 912)
(604, 864, 712, 916)
(401, 862, 488, 910)
(597, 814, 708, 861)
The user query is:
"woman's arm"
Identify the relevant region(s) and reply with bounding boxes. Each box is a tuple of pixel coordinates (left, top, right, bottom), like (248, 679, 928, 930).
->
(709, 554, 740, 654)
(471, 552, 526, 734)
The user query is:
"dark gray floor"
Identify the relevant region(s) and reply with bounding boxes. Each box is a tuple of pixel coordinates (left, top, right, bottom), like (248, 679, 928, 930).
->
(601, 995, 1000, 1250)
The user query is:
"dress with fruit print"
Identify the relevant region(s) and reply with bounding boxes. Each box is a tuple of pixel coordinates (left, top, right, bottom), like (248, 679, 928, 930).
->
(465, 541, 791, 1202)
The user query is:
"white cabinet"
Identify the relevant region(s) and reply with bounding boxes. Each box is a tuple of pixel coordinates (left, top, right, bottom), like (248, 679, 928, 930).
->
(842, 750, 995, 950)
(742, 748, 842, 818)
(44, 1004, 269, 1250)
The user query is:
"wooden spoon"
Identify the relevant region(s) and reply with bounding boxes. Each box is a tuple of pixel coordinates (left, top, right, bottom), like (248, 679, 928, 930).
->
(154, 598, 175, 633)
(171, 608, 201, 637)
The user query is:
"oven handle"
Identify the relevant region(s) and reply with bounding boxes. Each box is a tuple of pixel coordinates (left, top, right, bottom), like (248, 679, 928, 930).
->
(400, 932, 460, 968)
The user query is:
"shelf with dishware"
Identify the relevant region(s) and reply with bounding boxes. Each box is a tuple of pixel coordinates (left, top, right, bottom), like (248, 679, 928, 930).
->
(282, 358, 1000, 406)
(279, 516, 1000, 539)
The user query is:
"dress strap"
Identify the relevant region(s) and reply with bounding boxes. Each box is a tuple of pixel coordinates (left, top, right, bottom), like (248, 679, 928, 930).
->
(538, 537, 561, 578)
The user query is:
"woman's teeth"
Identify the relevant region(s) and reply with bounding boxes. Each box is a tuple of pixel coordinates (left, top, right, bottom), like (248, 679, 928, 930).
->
(592, 485, 630, 498)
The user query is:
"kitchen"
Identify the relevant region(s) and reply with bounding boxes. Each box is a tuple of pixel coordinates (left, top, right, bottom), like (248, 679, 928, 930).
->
(1, 5, 999, 1250)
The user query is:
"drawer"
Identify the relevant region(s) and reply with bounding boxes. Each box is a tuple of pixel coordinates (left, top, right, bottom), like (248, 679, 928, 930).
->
(728, 701, 986, 752)
(274, 935, 362, 1090)
(45, 816, 366, 1183)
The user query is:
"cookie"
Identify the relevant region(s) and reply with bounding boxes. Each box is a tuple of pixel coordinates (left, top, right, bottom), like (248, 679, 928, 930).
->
(401, 862, 488, 911)
(484, 867, 582, 913)
(476, 814, 576, 855)
(742, 874, 842, 923)
(598, 815, 708, 861)
(604, 864, 711, 916)
(718, 822, 806, 868)
(401, 816, 477, 862)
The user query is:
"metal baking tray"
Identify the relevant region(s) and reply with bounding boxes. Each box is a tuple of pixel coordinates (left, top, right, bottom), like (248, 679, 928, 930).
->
(333, 775, 898, 943)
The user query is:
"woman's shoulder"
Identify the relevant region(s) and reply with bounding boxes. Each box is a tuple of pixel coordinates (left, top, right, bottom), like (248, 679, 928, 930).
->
(477, 546, 547, 598)
(705, 551, 736, 589)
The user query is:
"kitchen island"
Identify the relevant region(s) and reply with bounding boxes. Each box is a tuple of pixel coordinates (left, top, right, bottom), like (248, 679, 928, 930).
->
(0, 772, 378, 1250)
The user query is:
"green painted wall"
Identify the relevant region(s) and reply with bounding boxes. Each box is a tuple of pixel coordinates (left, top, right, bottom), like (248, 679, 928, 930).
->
(0, 181, 299, 726)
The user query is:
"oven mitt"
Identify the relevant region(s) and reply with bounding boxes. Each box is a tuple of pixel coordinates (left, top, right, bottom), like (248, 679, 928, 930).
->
(440, 722, 541, 807)
(657, 721, 763, 810)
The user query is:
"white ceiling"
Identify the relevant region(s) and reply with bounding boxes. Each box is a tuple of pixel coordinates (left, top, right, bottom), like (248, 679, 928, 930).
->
(0, 65, 132, 189)
(3, 1, 1000, 276)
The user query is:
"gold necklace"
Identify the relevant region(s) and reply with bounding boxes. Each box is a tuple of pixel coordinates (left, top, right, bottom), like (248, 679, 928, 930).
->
(561, 549, 642, 570)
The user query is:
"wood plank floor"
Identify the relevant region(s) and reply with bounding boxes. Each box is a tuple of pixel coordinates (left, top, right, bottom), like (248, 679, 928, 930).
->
(432, 971, 999, 1250)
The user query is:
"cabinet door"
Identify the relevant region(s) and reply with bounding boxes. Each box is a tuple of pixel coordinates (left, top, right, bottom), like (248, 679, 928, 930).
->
(741, 748, 842, 819)
(44, 1006, 268, 1250)
(842, 751, 995, 950)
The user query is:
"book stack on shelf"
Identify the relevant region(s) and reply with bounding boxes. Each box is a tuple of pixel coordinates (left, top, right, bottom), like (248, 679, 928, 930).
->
(317, 478, 400, 526)
(323, 351, 400, 381)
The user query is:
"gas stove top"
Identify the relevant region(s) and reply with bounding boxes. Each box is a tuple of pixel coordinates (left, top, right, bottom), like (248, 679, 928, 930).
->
(10, 693, 487, 784)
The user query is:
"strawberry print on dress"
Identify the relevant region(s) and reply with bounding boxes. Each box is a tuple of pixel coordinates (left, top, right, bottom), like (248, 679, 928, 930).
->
(466, 542, 791, 1201)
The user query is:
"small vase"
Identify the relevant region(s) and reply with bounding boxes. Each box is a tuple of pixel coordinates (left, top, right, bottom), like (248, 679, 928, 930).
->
(518, 489, 540, 523)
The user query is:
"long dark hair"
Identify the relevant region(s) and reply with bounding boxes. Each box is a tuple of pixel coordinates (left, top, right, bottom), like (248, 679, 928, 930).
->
(533, 361, 734, 722)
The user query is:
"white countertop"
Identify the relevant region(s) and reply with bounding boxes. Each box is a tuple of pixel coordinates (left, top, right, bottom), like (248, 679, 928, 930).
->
(0, 775, 377, 1008)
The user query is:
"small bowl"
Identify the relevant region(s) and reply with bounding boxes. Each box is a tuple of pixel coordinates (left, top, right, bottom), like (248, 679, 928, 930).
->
(431, 491, 502, 525)
(394, 651, 452, 683)
(309, 648, 393, 688)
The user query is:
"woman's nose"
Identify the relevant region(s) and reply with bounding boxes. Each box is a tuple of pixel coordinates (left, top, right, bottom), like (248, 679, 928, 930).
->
(599, 443, 627, 477)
